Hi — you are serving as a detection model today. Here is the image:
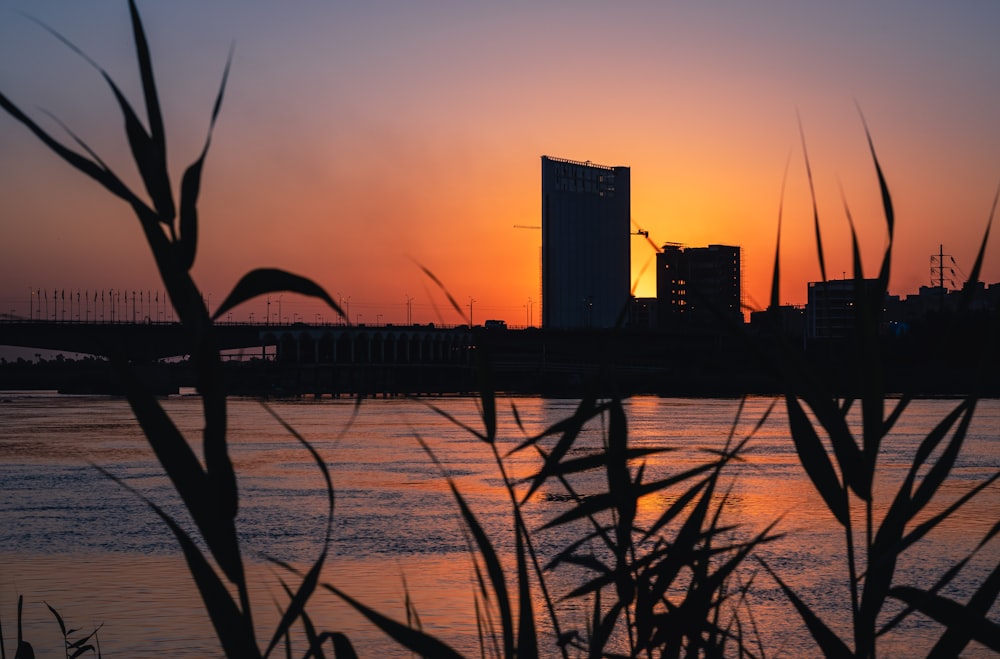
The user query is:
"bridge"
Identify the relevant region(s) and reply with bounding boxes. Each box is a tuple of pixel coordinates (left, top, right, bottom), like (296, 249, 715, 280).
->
(0, 319, 473, 366)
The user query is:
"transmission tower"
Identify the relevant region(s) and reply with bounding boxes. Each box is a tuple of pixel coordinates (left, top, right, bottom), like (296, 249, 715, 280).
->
(929, 244, 958, 290)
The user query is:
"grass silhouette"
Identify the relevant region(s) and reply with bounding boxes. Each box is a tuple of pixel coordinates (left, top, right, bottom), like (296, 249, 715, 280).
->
(1, 2, 997, 657)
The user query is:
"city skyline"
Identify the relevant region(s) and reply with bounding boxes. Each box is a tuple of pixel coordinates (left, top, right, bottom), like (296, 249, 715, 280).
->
(2, 1, 998, 329)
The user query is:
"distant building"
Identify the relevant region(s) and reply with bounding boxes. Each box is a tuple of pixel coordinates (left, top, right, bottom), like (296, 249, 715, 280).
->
(656, 244, 742, 330)
(806, 278, 886, 339)
(541, 156, 631, 329)
(629, 297, 657, 330)
(748, 304, 805, 338)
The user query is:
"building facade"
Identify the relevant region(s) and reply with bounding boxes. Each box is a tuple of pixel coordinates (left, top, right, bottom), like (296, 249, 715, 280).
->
(806, 278, 885, 339)
(656, 243, 742, 330)
(541, 156, 631, 329)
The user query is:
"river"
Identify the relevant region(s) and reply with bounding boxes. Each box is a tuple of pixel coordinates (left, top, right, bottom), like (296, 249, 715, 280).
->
(1, 392, 997, 657)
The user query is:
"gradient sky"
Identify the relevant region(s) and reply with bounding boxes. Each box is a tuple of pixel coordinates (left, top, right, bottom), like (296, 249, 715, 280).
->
(1, 1, 998, 327)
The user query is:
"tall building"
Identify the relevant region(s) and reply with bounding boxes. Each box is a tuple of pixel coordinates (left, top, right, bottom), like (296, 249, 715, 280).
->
(656, 243, 742, 330)
(541, 156, 631, 329)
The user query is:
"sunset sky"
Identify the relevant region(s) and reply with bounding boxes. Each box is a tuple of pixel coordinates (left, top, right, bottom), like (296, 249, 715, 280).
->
(1, 1, 998, 328)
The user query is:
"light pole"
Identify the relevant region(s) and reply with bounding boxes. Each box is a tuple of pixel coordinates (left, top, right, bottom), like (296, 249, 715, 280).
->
(405, 294, 413, 325)
(468, 297, 476, 327)
(376, 313, 382, 326)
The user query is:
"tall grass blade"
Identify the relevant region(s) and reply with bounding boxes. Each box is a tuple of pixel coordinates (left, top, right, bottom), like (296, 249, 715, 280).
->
(903, 473, 999, 560)
(784, 396, 849, 526)
(179, 45, 234, 271)
(515, 524, 538, 658)
(957, 184, 997, 314)
(95, 466, 259, 658)
(882, 517, 999, 638)
(856, 105, 895, 286)
(212, 268, 343, 321)
(44, 603, 67, 640)
(108, 355, 246, 586)
(891, 572, 1000, 656)
(473, 347, 498, 443)
(515, 397, 603, 502)
(319, 583, 465, 659)
(127, 0, 166, 168)
(769, 153, 792, 310)
(416, 435, 515, 656)
(798, 113, 827, 282)
(260, 404, 338, 658)
(416, 262, 464, 318)
(540, 461, 720, 530)
(0, 91, 140, 207)
(757, 559, 852, 658)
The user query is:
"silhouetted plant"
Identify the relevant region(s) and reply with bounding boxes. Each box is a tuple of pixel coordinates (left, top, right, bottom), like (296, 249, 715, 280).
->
(4, 3, 998, 658)
(1, 2, 351, 656)
(757, 119, 1000, 658)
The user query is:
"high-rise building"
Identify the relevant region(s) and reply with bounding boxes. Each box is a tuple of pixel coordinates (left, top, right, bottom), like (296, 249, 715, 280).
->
(656, 243, 742, 330)
(541, 156, 631, 329)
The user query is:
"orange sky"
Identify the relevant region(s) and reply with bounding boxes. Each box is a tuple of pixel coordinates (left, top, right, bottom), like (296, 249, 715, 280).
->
(2, 2, 998, 327)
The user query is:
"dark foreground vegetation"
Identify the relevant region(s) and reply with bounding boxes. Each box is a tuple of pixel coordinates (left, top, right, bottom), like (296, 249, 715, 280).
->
(2, 2, 997, 657)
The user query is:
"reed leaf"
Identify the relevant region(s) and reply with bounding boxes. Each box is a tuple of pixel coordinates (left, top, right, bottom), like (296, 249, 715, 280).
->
(36, 0, 176, 224)
(798, 113, 827, 282)
(212, 268, 342, 322)
(784, 395, 849, 526)
(263, 554, 327, 659)
(908, 399, 974, 515)
(897, 471, 998, 556)
(416, 263, 464, 318)
(419, 399, 486, 441)
(0, 90, 142, 209)
(179, 46, 233, 271)
(757, 559, 852, 658)
(125, 0, 173, 218)
(260, 404, 338, 658)
(769, 154, 792, 311)
(95, 466, 259, 658)
(510, 395, 605, 455)
(540, 461, 720, 530)
(528, 447, 677, 482)
(857, 105, 895, 286)
(881, 394, 912, 437)
(107, 355, 246, 587)
(515, 523, 538, 658)
(319, 583, 465, 659)
(891, 572, 1000, 656)
(956, 184, 997, 316)
(415, 435, 515, 656)
(473, 347, 498, 444)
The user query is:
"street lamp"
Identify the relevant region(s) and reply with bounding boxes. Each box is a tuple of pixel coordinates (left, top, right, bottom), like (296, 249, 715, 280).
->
(468, 297, 476, 327)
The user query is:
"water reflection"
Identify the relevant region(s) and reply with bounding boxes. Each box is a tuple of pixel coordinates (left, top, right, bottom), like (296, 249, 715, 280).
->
(0, 393, 996, 657)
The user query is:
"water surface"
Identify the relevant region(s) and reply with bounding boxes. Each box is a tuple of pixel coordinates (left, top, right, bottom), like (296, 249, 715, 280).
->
(1, 393, 996, 657)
